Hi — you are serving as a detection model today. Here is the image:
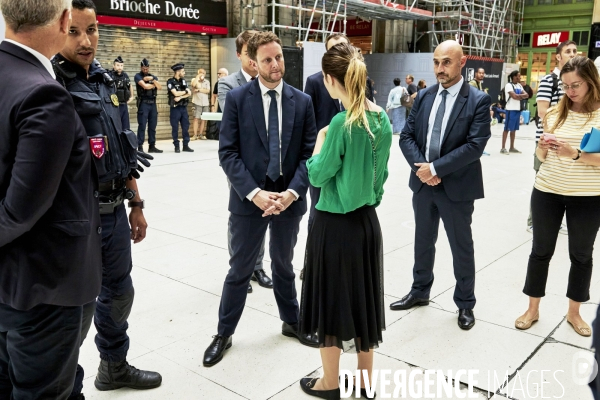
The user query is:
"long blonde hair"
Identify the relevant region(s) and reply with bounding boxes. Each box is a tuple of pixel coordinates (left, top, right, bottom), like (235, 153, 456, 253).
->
(322, 43, 370, 135)
(545, 56, 600, 132)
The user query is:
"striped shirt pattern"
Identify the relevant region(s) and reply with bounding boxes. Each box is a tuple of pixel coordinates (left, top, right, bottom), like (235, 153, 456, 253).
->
(535, 110, 600, 196)
(535, 69, 565, 140)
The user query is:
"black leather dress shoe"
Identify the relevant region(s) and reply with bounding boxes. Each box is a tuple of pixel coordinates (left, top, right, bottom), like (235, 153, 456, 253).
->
(247, 283, 252, 293)
(282, 322, 319, 348)
(203, 335, 232, 367)
(359, 388, 377, 399)
(458, 309, 475, 330)
(300, 377, 341, 400)
(389, 293, 429, 310)
(251, 269, 273, 288)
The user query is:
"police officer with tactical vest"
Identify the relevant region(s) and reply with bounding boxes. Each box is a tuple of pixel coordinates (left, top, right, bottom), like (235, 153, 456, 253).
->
(135, 58, 163, 153)
(110, 55, 133, 130)
(167, 63, 194, 152)
(52, 0, 161, 396)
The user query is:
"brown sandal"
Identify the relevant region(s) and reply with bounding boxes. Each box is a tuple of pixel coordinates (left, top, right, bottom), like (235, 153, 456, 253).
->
(515, 312, 539, 330)
(566, 317, 591, 337)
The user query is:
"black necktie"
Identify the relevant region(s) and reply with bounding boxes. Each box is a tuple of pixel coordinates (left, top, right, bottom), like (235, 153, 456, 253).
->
(267, 90, 280, 181)
(429, 90, 448, 162)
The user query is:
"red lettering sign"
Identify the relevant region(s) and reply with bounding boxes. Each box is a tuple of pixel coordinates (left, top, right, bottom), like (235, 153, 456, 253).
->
(532, 31, 570, 48)
(97, 15, 228, 34)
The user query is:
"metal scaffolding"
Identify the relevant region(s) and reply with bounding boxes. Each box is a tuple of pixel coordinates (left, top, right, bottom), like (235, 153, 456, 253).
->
(421, 0, 524, 61)
(253, 0, 523, 61)
(259, 0, 432, 43)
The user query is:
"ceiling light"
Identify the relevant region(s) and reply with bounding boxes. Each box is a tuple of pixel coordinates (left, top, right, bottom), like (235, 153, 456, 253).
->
(156, 29, 162, 32)
(131, 27, 137, 30)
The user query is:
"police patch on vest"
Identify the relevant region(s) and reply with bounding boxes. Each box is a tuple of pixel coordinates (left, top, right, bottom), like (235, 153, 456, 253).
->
(110, 94, 119, 106)
(90, 137, 105, 159)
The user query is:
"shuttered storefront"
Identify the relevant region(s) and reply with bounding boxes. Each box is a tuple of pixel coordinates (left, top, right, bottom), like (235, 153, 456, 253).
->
(96, 26, 211, 139)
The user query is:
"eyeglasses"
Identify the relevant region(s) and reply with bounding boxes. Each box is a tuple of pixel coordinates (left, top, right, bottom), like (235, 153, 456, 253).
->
(559, 81, 584, 91)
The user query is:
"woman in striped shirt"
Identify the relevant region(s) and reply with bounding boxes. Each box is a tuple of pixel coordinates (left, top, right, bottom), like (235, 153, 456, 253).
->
(516, 56, 600, 336)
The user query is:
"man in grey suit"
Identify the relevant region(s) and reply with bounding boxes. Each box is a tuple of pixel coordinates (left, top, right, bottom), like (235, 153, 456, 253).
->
(218, 30, 272, 293)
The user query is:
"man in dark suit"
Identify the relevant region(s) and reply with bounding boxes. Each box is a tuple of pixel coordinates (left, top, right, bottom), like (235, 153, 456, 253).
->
(303, 33, 347, 233)
(203, 31, 318, 367)
(0, 1, 102, 398)
(218, 30, 273, 293)
(391, 40, 491, 330)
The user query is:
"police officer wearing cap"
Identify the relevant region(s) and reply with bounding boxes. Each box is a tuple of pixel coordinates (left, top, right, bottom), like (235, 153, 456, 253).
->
(135, 58, 163, 153)
(167, 63, 194, 152)
(52, 0, 162, 396)
(110, 56, 133, 130)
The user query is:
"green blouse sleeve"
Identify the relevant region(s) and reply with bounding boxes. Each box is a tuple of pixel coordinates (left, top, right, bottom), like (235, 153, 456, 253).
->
(307, 115, 346, 188)
(375, 113, 393, 205)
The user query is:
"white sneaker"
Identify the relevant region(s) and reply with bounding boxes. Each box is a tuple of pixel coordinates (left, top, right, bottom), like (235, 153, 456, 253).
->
(559, 224, 568, 235)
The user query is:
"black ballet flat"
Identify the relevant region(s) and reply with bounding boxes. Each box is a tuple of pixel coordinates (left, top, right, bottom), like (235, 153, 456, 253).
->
(299, 377, 341, 400)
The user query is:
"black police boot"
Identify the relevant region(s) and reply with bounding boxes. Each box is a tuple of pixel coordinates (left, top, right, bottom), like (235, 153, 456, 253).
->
(94, 359, 162, 391)
(148, 145, 163, 153)
(174, 147, 181, 153)
(137, 145, 143, 151)
(182, 145, 194, 152)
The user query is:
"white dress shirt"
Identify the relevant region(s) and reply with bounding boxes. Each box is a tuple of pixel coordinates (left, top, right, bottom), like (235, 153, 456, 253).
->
(425, 77, 463, 176)
(4, 39, 55, 79)
(246, 79, 298, 201)
(241, 69, 255, 83)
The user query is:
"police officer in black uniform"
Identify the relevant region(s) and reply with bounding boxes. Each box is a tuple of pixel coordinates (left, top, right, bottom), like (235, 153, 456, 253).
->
(110, 55, 133, 130)
(167, 63, 194, 153)
(135, 58, 163, 153)
(52, 1, 161, 397)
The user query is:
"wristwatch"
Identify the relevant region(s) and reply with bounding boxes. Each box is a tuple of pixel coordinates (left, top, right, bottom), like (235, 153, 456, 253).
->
(573, 149, 582, 161)
(128, 200, 145, 209)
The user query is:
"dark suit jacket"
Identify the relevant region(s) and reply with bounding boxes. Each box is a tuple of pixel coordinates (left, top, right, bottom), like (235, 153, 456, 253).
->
(304, 71, 340, 131)
(219, 79, 317, 216)
(400, 80, 491, 202)
(0, 41, 102, 310)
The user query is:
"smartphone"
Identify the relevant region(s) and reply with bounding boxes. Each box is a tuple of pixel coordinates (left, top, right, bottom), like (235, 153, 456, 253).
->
(543, 133, 557, 141)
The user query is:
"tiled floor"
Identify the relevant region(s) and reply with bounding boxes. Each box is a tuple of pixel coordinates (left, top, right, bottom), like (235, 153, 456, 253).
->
(81, 122, 598, 399)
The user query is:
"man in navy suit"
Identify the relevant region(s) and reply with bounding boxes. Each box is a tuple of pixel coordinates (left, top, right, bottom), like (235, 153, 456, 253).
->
(218, 30, 274, 294)
(203, 31, 318, 367)
(303, 33, 347, 233)
(0, 0, 102, 397)
(391, 41, 491, 330)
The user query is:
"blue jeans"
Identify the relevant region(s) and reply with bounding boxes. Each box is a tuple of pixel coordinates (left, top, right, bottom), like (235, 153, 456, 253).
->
(170, 106, 190, 147)
(137, 102, 157, 146)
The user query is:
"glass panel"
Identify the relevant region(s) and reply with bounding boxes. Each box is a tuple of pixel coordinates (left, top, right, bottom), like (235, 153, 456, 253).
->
(530, 52, 550, 93)
(581, 31, 589, 46)
(573, 31, 581, 44)
(537, 0, 552, 4)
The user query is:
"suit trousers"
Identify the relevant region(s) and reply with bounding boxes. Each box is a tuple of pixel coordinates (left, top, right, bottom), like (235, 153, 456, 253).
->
(307, 184, 321, 233)
(410, 184, 476, 309)
(137, 102, 157, 146)
(524, 188, 600, 302)
(118, 104, 130, 130)
(0, 303, 82, 400)
(226, 179, 264, 271)
(170, 106, 190, 147)
(218, 209, 302, 336)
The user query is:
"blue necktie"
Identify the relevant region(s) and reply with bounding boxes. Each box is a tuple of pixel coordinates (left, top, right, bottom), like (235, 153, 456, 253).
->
(267, 90, 280, 181)
(429, 90, 448, 162)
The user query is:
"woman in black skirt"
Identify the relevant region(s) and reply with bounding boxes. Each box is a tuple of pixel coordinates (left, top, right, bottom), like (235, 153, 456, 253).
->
(299, 43, 393, 399)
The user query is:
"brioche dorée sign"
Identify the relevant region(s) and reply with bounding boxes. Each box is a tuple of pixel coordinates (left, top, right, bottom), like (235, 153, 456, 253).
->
(96, 0, 227, 34)
(533, 31, 570, 48)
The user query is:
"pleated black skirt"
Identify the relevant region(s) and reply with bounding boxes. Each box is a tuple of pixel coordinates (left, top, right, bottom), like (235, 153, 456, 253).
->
(299, 206, 385, 353)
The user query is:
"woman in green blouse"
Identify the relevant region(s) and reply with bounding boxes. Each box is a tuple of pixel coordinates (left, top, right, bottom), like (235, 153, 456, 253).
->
(299, 43, 392, 400)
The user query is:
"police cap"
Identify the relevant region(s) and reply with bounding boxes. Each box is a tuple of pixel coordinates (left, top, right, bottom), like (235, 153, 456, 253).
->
(114, 56, 124, 63)
(141, 58, 150, 67)
(171, 63, 185, 72)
